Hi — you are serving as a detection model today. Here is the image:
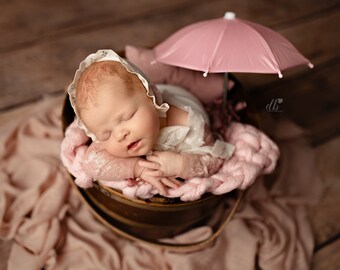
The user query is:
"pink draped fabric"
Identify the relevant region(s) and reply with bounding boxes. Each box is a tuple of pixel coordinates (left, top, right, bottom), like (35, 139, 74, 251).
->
(0, 95, 323, 269)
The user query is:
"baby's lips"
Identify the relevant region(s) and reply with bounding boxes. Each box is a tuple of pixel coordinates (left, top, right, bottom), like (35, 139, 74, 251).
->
(127, 139, 141, 150)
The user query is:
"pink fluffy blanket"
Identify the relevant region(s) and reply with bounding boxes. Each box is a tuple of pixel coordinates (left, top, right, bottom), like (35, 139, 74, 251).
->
(0, 95, 323, 269)
(61, 118, 279, 201)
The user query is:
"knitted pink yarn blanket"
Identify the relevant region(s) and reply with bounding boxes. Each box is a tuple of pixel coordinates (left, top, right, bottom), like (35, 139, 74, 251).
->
(61, 119, 279, 201)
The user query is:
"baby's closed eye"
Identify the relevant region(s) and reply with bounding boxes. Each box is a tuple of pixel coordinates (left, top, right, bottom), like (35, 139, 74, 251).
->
(122, 111, 136, 122)
(101, 130, 112, 141)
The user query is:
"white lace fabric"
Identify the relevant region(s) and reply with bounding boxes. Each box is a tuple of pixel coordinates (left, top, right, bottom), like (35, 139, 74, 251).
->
(155, 84, 235, 159)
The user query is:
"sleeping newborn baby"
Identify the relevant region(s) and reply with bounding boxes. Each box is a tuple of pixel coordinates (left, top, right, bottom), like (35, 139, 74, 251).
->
(66, 49, 234, 195)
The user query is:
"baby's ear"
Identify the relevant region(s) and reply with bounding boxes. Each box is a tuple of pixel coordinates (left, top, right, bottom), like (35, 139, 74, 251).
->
(125, 45, 234, 103)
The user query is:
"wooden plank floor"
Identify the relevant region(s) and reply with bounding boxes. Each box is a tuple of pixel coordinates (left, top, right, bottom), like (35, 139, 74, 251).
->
(0, 0, 339, 269)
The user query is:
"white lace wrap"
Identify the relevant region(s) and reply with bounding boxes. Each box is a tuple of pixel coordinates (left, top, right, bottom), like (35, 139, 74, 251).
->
(155, 84, 235, 159)
(67, 49, 169, 141)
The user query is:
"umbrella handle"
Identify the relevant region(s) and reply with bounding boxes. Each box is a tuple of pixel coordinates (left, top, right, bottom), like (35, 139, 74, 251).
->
(222, 72, 229, 117)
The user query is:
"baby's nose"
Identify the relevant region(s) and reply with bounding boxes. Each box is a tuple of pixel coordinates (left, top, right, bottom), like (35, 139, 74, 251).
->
(117, 129, 129, 142)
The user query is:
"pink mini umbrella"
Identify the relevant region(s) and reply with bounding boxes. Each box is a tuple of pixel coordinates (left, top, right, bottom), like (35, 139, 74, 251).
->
(154, 12, 313, 115)
(154, 12, 313, 78)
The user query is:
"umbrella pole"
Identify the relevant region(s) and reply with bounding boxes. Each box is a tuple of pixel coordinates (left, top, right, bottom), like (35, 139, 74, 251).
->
(222, 72, 229, 117)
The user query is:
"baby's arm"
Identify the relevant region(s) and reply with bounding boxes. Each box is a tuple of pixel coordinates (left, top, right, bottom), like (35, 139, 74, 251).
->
(179, 153, 224, 178)
(82, 142, 139, 181)
(82, 143, 181, 194)
(140, 151, 223, 179)
(139, 125, 224, 179)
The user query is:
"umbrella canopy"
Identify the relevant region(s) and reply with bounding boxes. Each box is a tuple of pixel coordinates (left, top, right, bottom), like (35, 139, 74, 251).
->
(154, 12, 313, 78)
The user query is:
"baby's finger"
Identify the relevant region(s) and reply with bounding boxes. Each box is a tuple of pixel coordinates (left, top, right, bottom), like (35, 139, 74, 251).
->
(145, 169, 163, 177)
(169, 177, 184, 186)
(149, 179, 167, 196)
(138, 160, 160, 170)
(161, 177, 182, 189)
(145, 155, 160, 163)
(151, 151, 162, 156)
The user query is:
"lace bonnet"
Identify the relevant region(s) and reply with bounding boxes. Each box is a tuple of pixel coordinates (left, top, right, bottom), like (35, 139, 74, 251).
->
(67, 49, 169, 141)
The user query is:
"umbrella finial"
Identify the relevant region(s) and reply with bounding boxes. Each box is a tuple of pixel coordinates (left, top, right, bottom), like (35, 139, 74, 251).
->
(224, 12, 236, 20)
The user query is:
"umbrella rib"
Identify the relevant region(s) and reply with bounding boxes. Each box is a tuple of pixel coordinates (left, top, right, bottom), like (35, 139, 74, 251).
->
(242, 21, 282, 76)
(205, 22, 228, 75)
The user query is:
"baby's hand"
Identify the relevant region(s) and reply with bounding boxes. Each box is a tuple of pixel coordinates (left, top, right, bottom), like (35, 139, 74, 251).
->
(134, 158, 181, 195)
(139, 168, 167, 195)
(142, 151, 184, 178)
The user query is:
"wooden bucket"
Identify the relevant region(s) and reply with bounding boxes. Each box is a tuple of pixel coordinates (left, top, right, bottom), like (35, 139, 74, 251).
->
(62, 95, 244, 251)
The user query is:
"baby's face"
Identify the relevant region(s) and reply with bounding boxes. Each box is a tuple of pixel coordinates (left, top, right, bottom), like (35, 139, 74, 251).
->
(81, 77, 160, 158)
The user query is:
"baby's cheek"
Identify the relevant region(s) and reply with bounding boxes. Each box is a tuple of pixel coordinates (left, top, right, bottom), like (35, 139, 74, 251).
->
(103, 141, 129, 158)
(146, 116, 160, 135)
